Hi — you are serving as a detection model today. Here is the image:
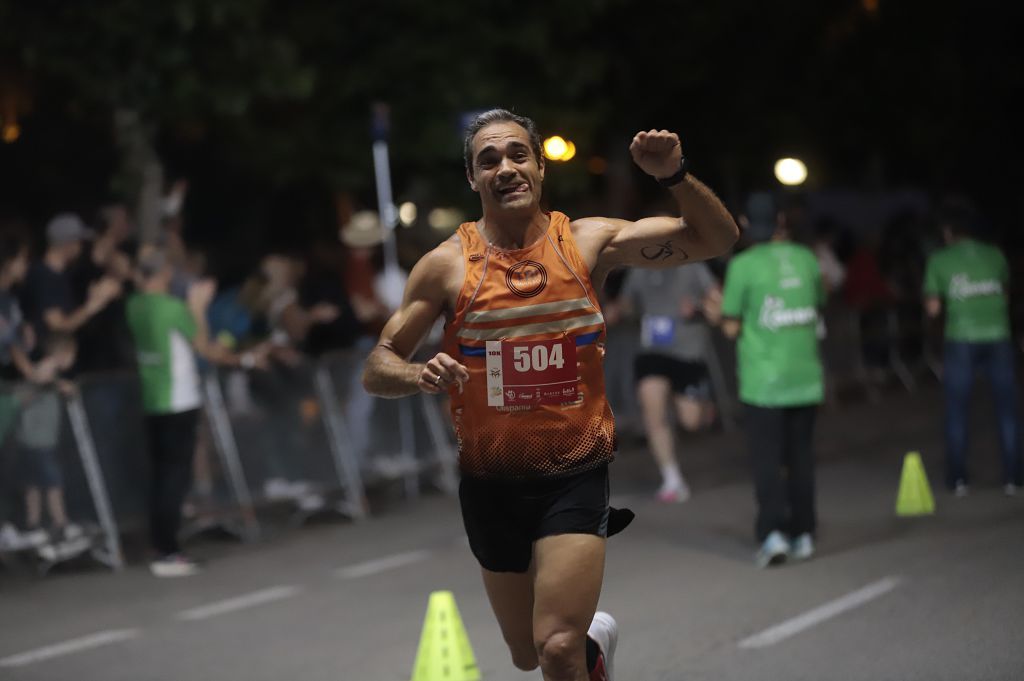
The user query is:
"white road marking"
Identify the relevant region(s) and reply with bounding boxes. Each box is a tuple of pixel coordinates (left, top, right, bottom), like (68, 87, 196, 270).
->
(738, 576, 903, 649)
(176, 585, 301, 621)
(335, 550, 433, 579)
(0, 629, 141, 668)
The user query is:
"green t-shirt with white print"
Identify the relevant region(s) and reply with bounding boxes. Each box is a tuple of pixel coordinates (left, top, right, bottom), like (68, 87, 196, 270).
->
(721, 241, 825, 407)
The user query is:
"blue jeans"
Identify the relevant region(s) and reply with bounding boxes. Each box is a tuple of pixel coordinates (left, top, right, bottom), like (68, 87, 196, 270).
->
(943, 341, 1023, 488)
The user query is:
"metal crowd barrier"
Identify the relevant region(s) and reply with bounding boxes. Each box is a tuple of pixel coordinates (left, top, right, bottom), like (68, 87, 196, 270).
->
(0, 347, 462, 575)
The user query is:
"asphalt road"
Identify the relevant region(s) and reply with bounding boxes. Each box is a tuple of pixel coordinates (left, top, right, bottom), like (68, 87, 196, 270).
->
(1, 386, 1022, 681)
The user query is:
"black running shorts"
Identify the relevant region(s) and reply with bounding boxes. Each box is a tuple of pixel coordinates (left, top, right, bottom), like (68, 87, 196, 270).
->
(459, 464, 611, 573)
(634, 352, 711, 399)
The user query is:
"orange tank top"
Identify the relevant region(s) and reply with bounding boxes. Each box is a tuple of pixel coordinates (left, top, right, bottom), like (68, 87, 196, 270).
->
(442, 211, 616, 479)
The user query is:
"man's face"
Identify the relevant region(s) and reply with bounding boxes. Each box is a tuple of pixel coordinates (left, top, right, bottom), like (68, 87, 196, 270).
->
(467, 122, 544, 213)
(64, 240, 83, 261)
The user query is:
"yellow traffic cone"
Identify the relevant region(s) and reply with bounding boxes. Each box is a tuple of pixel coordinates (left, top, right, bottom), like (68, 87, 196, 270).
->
(895, 451, 935, 516)
(410, 591, 482, 681)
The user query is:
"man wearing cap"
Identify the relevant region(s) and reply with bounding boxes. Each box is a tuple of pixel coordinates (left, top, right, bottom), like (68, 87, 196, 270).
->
(20, 213, 122, 361)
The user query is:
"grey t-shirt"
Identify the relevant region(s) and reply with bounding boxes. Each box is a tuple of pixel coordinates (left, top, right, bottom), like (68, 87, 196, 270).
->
(622, 263, 716, 361)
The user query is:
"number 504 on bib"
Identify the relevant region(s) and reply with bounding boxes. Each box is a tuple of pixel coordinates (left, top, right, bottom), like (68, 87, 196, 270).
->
(485, 338, 580, 407)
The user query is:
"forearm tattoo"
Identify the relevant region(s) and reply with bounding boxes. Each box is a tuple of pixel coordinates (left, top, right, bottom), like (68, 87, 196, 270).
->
(641, 240, 689, 262)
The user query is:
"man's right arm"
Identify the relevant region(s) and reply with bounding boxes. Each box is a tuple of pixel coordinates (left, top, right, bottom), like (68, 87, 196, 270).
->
(363, 245, 467, 398)
(43, 277, 121, 334)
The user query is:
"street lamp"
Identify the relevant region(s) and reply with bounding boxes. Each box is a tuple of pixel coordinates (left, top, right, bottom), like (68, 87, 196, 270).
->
(543, 136, 569, 161)
(774, 158, 808, 186)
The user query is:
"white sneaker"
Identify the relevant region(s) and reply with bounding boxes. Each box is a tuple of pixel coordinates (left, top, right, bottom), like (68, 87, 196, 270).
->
(20, 528, 49, 548)
(587, 611, 618, 681)
(953, 481, 969, 497)
(0, 523, 22, 551)
(655, 480, 691, 504)
(60, 523, 85, 541)
(150, 554, 201, 578)
(789, 533, 815, 561)
(38, 536, 91, 563)
(263, 477, 293, 501)
(298, 493, 325, 512)
(1004, 483, 1019, 497)
(755, 531, 790, 568)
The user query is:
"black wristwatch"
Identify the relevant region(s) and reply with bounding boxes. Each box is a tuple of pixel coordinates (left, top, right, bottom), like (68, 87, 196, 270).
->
(657, 157, 690, 187)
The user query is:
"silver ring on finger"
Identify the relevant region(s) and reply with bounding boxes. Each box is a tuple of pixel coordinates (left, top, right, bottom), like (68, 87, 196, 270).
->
(433, 373, 442, 386)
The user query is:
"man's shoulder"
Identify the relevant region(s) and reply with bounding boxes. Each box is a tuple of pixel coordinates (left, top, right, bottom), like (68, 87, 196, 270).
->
(419, 235, 463, 270)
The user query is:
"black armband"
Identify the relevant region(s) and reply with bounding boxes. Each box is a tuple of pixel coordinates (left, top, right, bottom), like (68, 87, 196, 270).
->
(656, 157, 690, 188)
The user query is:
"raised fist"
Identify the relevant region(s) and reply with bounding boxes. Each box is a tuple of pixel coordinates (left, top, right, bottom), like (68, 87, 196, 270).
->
(629, 129, 683, 180)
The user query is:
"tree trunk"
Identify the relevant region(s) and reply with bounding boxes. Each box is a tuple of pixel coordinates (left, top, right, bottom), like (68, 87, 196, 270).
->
(113, 108, 164, 244)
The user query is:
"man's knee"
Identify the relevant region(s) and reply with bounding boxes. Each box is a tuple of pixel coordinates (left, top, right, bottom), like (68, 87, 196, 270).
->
(536, 629, 585, 678)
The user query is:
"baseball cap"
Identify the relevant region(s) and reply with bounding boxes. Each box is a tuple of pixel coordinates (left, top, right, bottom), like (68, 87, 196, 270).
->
(46, 213, 94, 246)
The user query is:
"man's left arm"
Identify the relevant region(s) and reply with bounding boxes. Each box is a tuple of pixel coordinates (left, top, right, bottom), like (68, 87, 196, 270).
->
(579, 130, 739, 271)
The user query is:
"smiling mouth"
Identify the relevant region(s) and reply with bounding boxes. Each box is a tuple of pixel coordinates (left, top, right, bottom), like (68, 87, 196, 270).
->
(497, 182, 529, 196)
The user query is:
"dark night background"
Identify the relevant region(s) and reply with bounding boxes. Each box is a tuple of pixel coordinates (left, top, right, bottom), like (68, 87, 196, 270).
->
(2, 0, 1022, 271)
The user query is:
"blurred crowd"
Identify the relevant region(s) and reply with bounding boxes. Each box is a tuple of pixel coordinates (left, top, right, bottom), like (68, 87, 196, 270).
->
(0, 186, 406, 573)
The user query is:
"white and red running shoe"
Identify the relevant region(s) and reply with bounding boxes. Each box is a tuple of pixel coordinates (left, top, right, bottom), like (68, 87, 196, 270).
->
(588, 611, 618, 681)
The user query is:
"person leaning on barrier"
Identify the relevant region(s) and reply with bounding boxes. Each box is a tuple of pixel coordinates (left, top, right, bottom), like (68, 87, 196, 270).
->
(20, 213, 122, 358)
(923, 198, 1022, 497)
(126, 249, 270, 578)
(718, 208, 825, 569)
(1, 232, 84, 553)
(363, 108, 738, 681)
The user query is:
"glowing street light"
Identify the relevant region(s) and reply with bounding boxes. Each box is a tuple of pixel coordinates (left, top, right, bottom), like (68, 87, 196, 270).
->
(1, 123, 20, 144)
(774, 157, 808, 186)
(398, 201, 417, 227)
(543, 136, 568, 160)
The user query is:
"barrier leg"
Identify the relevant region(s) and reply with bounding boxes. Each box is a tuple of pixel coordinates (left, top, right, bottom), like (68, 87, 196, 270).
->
(202, 374, 260, 541)
(65, 395, 124, 571)
(314, 366, 368, 520)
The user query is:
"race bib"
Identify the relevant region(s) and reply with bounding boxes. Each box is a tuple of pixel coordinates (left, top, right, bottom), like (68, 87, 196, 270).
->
(642, 315, 676, 347)
(485, 338, 579, 407)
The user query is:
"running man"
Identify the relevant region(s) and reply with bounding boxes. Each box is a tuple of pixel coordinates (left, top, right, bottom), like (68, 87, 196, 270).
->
(363, 109, 737, 681)
(615, 261, 721, 503)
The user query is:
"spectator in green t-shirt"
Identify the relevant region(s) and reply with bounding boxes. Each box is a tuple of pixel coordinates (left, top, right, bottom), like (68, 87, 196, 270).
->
(720, 204, 825, 568)
(126, 249, 267, 578)
(923, 199, 1021, 496)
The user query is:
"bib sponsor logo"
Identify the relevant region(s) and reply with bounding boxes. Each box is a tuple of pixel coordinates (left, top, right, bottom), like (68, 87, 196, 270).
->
(758, 295, 817, 332)
(506, 260, 547, 298)
(949, 274, 1003, 301)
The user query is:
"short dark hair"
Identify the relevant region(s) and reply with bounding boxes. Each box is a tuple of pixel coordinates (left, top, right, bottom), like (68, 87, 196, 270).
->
(463, 109, 543, 174)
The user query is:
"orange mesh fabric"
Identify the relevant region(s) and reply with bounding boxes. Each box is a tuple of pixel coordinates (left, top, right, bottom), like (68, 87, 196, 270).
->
(442, 212, 617, 479)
